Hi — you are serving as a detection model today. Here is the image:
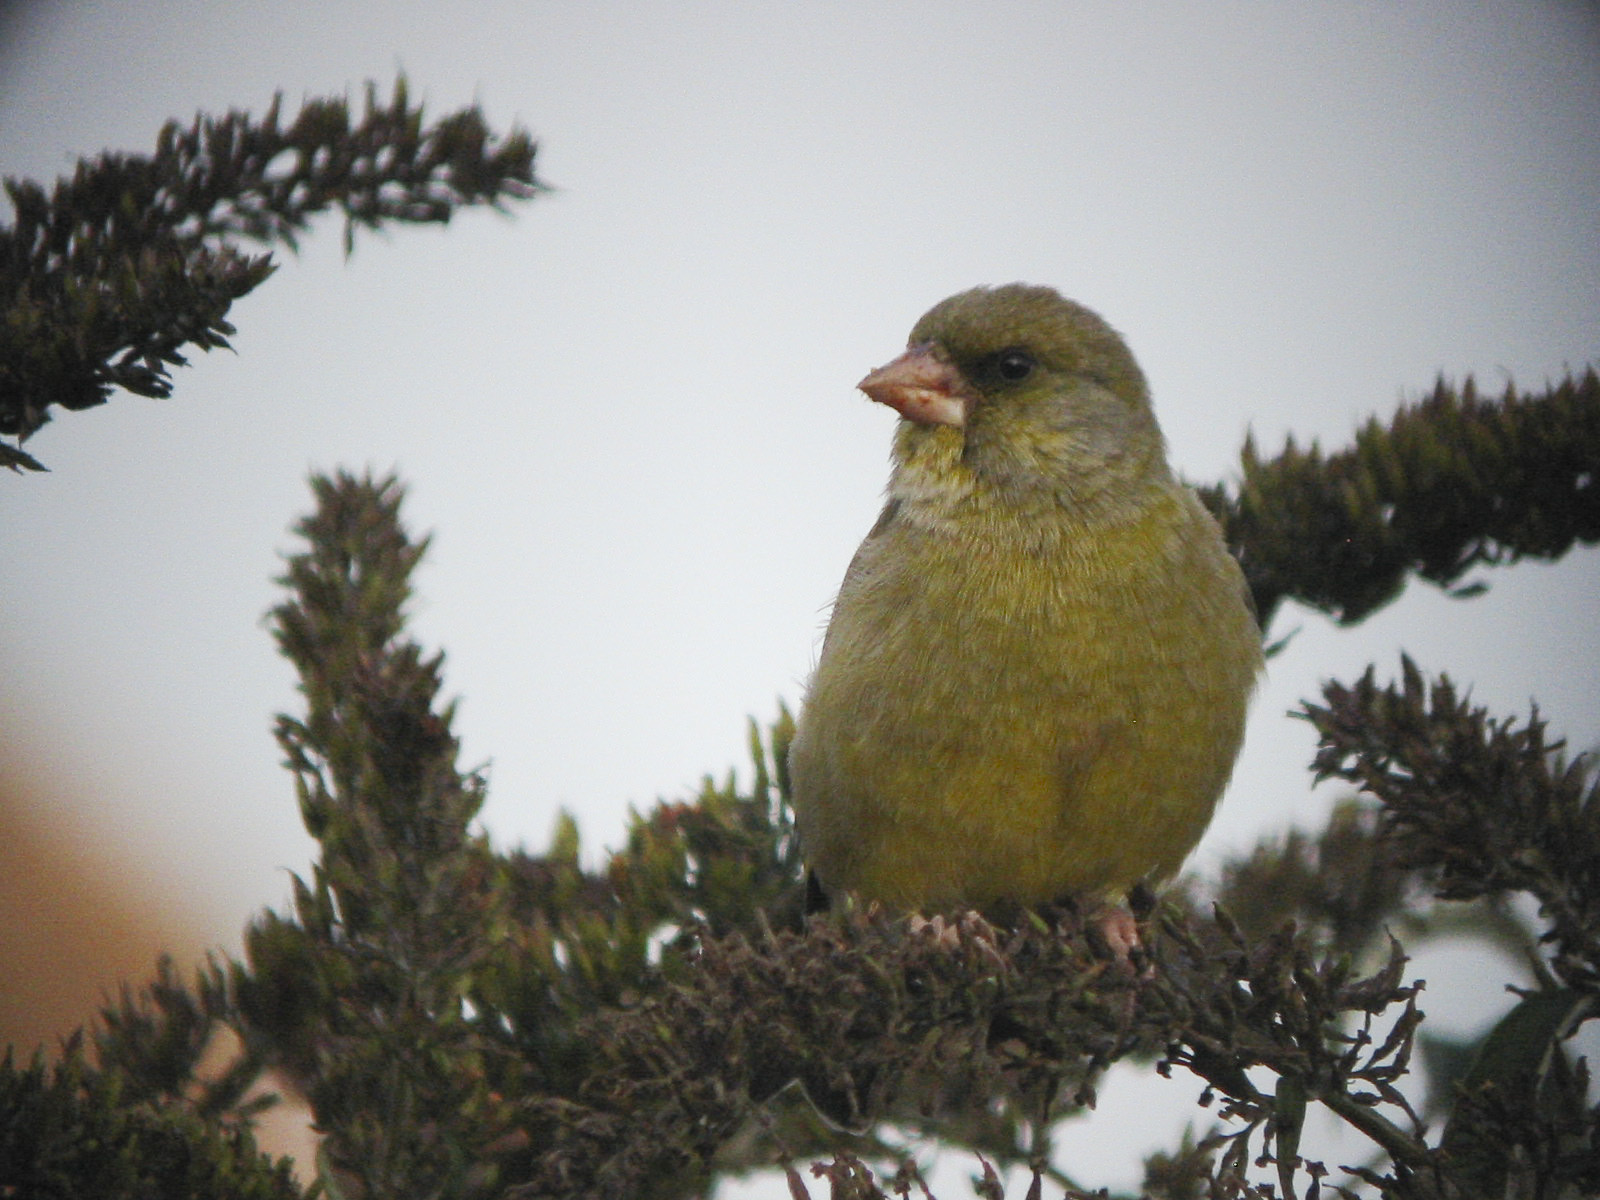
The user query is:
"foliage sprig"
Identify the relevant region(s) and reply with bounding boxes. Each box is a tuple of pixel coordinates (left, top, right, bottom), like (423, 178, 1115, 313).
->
(1304, 659, 1600, 992)
(0, 78, 542, 469)
(1198, 370, 1600, 628)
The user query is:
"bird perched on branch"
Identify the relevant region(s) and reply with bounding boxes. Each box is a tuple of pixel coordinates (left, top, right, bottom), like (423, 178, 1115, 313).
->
(789, 284, 1261, 952)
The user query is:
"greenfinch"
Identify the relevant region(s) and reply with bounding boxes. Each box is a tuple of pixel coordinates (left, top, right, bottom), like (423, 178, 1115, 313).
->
(789, 284, 1261, 929)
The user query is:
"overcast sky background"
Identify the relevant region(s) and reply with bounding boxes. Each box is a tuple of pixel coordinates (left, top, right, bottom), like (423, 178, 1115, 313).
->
(3, 2, 1598, 1190)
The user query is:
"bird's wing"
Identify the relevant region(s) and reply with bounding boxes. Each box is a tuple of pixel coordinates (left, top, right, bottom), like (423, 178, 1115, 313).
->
(837, 497, 901, 597)
(816, 497, 902, 658)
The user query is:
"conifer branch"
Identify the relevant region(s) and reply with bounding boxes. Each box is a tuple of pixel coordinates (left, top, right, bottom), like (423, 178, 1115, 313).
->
(0, 78, 543, 469)
(0, 1014, 301, 1199)
(238, 471, 519, 1199)
(1303, 658, 1600, 995)
(1198, 370, 1600, 628)
(506, 904, 1434, 1198)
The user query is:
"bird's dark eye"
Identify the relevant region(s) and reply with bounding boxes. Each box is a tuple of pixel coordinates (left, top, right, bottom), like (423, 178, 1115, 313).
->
(994, 349, 1036, 383)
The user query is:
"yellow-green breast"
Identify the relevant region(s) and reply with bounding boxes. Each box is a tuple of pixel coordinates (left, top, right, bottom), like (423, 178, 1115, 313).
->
(789, 284, 1262, 912)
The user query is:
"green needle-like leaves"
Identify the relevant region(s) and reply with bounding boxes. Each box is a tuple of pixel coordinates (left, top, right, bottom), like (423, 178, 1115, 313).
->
(1, 78, 543, 470)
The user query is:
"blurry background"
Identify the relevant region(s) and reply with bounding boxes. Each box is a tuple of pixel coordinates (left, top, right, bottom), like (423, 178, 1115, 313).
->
(2, 2, 1597, 1188)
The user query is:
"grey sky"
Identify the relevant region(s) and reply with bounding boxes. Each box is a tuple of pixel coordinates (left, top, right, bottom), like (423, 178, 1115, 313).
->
(3, 3, 1597, 1189)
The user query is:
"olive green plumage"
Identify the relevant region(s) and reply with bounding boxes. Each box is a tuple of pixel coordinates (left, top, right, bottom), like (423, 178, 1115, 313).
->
(789, 284, 1262, 912)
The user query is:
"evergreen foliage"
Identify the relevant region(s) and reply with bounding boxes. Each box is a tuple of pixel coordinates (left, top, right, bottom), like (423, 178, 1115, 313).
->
(0, 78, 542, 471)
(3, 79, 1599, 1200)
(0, 1034, 299, 1200)
(1196, 370, 1600, 628)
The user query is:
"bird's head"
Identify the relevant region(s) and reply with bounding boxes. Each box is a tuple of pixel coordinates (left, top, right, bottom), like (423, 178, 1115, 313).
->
(861, 284, 1170, 514)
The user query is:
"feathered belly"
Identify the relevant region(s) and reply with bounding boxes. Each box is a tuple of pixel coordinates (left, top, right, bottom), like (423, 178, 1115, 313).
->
(798, 628, 1230, 907)
(791, 501, 1259, 911)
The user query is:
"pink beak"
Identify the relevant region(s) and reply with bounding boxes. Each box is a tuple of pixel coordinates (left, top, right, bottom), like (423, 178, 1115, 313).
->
(857, 343, 970, 427)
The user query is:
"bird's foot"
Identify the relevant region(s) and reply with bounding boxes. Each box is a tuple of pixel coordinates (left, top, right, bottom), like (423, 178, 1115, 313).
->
(1086, 903, 1146, 976)
(908, 909, 992, 947)
(907, 911, 954, 946)
(909, 910, 1008, 969)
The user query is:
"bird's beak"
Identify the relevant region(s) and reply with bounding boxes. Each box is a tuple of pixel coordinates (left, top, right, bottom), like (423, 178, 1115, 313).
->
(857, 343, 971, 427)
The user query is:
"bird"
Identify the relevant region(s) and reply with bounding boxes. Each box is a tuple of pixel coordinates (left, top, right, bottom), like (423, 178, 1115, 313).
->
(788, 284, 1262, 949)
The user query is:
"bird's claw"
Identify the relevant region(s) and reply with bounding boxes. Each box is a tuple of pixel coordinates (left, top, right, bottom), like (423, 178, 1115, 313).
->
(1087, 904, 1149, 977)
(909, 910, 1009, 970)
